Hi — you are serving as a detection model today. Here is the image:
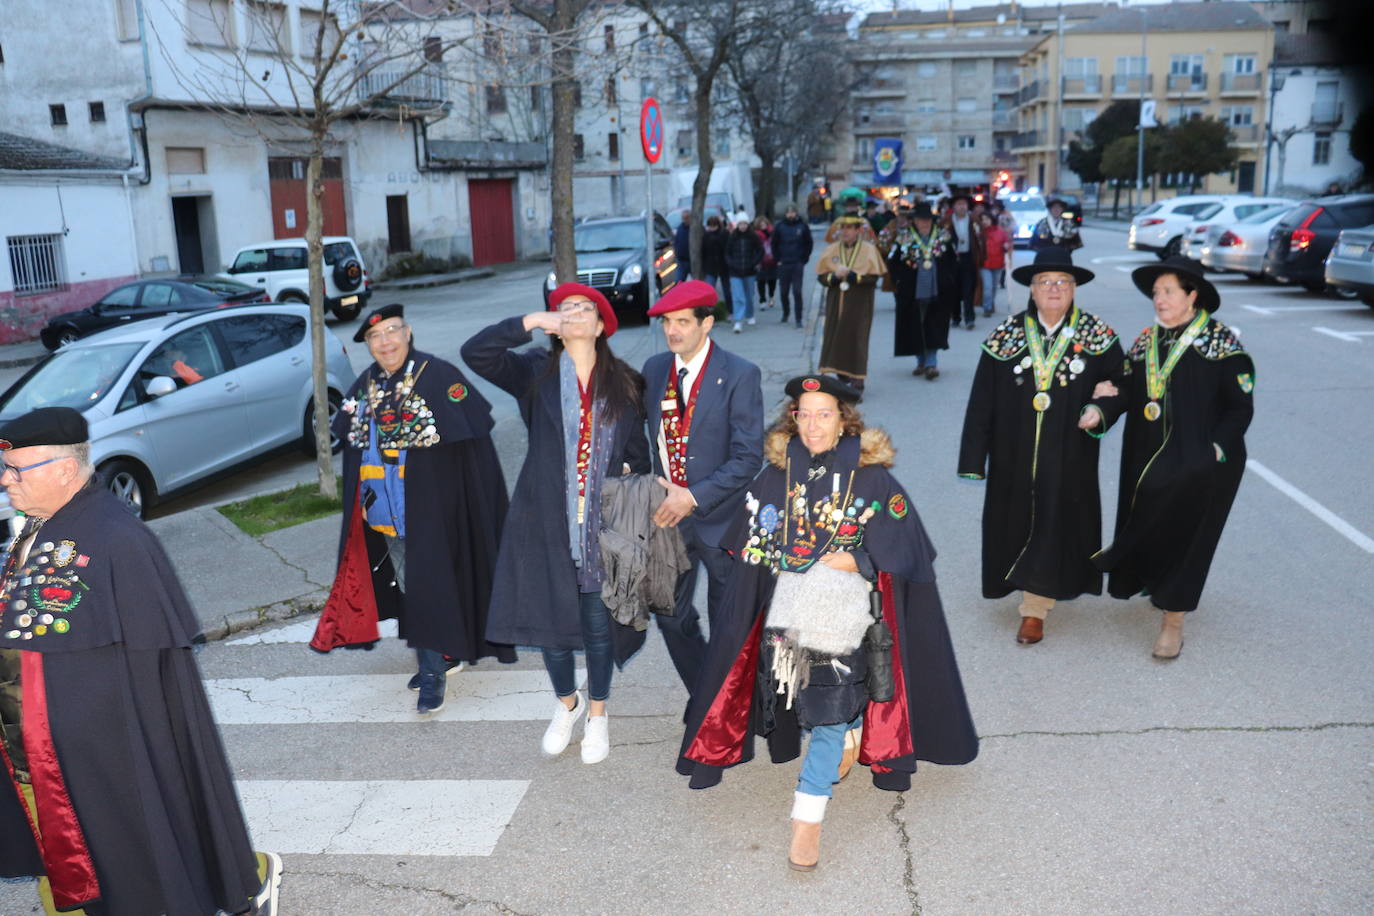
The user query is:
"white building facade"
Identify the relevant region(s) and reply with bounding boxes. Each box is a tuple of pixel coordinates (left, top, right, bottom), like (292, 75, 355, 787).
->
(1265, 36, 1367, 195)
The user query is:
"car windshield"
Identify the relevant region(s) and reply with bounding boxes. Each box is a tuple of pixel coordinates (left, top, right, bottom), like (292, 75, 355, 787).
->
(1239, 204, 1292, 225)
(574, 222, 643, 252)
(1005, 196, 1047, 212)
(0, 343, 143, 413)
(1194, 203, 1224, 220)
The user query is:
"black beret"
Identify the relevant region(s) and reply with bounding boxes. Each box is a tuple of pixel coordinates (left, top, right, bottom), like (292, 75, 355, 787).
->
(784, 375, 861, 404)
(353, 303, 405, 342)
(0, 407, 88, 451)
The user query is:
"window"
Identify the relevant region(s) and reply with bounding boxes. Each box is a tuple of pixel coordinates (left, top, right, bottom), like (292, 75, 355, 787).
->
(268, 247, 308, 270)
(7, 235, 66, 295)
(605, 78, 617, 104)
(386, 195, 411, 253)
(916, 135, 937, 151)
(956, 97, 977, 114)
(604, 24, 615, 52)
(1313, 132, 1331, 166)
(297, 9, 341, 59)
(917, 61, 937, 78)
(88, 101, 106, 123)
(244, 1, 287, 53)
(1273, 20, 1289, 36)
(641, 78, 656, 98)
(322, 241, 354, 265)
(187, 0, 234, 47)
(230, 249, 269, 273)
(1063, 57, 1098, 77)
(423, 36, 443, 63)
(114, 0, 139, 40)
(957, 135, 976, 150)
(1225, 54, 1256, 75)
(573, 133, 585, 161)
(608, 132, 620, 160)
(916, 99, 937, 114)
(1115, 55, 1147, 75)
(1169, 54, 1203, 76)
(49, 104, 67, 126)
(99, 284, 141, 307)
(853, 137, 872, 165)
(676, 130, 694, 158)
(483, 27, 501, 58)
(530, 86, 541, 111)
(955, 60, 976, 79)
(217, 315, 300, 367)
(166, 147, 206, 174)
(485, 84, 506, 114)
(141, 326, 224, 390)
(139, 284, 182, 308)
(1223, 106, 1254, 126)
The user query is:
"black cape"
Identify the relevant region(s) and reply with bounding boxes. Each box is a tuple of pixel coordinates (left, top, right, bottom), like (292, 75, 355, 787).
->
(677, 431, 978, 793)
(958, 306, 1127, 600)
(0, 485, 260, 916)
(312, 347, 516, 663)
(889, 231, 955, 357)
(1095, 317, 1254, 611)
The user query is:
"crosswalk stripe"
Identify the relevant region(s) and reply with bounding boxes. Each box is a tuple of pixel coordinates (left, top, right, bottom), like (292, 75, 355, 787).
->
(237, 779, 529, 856)
(207, 670, 584, 724)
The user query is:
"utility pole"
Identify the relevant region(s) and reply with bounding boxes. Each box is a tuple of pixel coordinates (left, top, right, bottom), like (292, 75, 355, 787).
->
(1054, 7, 1065, 192)
(1134, 7, 1147, 214)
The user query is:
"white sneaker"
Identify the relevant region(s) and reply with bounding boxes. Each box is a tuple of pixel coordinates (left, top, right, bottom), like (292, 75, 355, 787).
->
(540, 694, 585, 756)
(747, 317, 757, 326)
(581, 713, 610, 764)
(733, 322, 742, 333)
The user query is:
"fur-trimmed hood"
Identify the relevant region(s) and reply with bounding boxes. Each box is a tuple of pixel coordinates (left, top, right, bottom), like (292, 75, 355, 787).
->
(764, 426, 896, 469)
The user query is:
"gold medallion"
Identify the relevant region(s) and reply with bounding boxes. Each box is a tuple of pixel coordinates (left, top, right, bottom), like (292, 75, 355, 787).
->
(922, 259, 933, 270)
(839, 281, 850, 292)
(1143, 401, 1162, 422)
(1032, 391, 1052, 412)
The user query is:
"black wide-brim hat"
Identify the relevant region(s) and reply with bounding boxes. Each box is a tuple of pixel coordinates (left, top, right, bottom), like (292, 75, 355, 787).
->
(1131, 255, 1221, 312)
(911, 202, 935, 221)
(784, 375, 861, 405)
(1011, 246, 1095, 286)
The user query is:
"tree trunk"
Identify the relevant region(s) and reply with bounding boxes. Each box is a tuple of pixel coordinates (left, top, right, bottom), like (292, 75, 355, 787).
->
(548, 3, 578, 284)
(306, 128, 336, 499)
(688, 82, 716, 281)
(756, 156, 777, 218)
(1112, 180, 1121, 219)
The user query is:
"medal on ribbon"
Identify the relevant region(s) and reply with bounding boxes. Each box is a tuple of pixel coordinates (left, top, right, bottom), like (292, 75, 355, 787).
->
(1024, 308, 1078, 414)
(1144, 310, 1209, 422)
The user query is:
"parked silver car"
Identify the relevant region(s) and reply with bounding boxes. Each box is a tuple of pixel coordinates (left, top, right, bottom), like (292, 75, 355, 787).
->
(1180, 197, 1293, 263)
(1199, 205, 1296, 278)
(0, 303, 353, 516)
(1324, 227, 1374, 307)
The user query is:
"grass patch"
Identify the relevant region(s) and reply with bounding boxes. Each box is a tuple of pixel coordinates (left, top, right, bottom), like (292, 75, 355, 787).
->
(218, 482, 342, 537)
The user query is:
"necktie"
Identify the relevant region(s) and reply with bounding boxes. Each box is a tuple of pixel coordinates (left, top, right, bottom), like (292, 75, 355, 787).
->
(676, 367, 688, 416)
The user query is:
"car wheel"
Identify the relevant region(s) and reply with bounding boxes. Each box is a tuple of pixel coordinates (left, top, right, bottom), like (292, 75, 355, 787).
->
(55, 327, 82, 348)
(1162, 237, 1182, 259)
(332, 258, 363, 293)
(1330, 286, 1359, 300)
(332, 299, 362, 321)
(300, 390, 344, 456)
(99, 459, 152, 518)
(278, 292, 308, 304)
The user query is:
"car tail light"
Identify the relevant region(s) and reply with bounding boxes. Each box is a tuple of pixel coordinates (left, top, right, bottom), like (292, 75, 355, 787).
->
(1218, 231, 1241, 247)
(1290, 208, 1323, 252)
(1140, 218, 1165, 226)
(1193, 225, 1209, 235)
(363, 271, 372, 290)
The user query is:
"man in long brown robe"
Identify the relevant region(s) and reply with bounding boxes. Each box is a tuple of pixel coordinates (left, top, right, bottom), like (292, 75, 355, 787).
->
(816, 216, 889, 391)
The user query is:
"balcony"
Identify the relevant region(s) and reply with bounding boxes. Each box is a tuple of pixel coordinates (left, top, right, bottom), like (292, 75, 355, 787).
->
(1229, 123, 1260, 143)
(360, 64, 447, 106)
(1062, 75, 1102, 97)
(993, 149, 1017, 164)
(1016, 79, 1042, 106)
(1011, 130, 1042, 150)
(1166, 73, 1208, 94)
(993, 73, 1019, 92)
(852, 112, 905, 133)
(853, 75, 907, 99)
(1220, 72, 1261, 94)
(1112, 73, 1152, 96)
(1312, 101, 1344, 126)
(993, 109, 1015, 129)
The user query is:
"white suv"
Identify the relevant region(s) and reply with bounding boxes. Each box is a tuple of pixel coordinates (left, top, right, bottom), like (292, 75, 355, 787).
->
(221, 236, 372, 320)
(1128, 196, 1231, 260)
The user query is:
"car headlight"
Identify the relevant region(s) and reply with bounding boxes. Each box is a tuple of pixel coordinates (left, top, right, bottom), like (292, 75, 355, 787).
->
(622, 264, 643, 284)
(545, 271, 558, 291)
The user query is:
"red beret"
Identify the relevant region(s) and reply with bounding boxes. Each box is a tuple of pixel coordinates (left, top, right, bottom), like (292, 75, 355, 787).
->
(646, 280, 719, 317)
(548, 282, 617, 337)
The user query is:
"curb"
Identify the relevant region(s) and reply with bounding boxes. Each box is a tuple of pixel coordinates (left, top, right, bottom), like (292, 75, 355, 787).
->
(0, 351, 45, 369)
(375, 268, 496, 291)
(199, 590, 329, 642)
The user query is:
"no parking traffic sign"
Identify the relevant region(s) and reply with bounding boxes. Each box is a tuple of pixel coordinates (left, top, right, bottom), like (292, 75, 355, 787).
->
(640, 97, 664, 163)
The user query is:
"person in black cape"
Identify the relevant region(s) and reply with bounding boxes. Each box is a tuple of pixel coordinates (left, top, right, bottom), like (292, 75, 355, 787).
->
(0, 408, 278, 916)
(462, 284, 650, 765)
(1093, 257, 1255, 660)
(311, 304, 515, 715)
(677, 376, 977, 872)
(958, 247, 1127, 646)
(888, 202, 956, 380)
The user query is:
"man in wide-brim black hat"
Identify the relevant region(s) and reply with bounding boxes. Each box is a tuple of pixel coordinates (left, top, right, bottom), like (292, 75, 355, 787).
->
(1091, 254, 1253, 660)
(958, 246, 1128, 647)
(1030, 198, 1082, 252)
(887, 199, 957, 379)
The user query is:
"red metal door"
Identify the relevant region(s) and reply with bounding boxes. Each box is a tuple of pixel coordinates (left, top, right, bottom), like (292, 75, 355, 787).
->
(269, 157, 346, 238)
(467, 178, 515, 266)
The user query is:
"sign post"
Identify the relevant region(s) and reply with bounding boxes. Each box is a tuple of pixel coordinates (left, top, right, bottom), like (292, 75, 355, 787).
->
(640, 97, 665, 309)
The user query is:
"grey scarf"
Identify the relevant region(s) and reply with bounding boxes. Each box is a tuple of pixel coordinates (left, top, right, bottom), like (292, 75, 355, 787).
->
(560, 353, 615, 577)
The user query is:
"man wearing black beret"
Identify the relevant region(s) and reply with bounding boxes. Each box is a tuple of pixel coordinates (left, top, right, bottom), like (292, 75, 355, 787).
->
(0, 407, 281, 915)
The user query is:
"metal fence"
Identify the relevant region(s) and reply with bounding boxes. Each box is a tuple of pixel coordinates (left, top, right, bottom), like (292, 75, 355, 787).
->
(6, 234, 66, 295)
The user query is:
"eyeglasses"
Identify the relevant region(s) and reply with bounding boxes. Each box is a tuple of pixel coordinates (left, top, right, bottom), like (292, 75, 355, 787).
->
(1032, 278, 1076, 289)
(0, 456, 66, 481)
(791, 409, 837, 423)
(558, 300, 597, 314)
(364, 323, 408, 341)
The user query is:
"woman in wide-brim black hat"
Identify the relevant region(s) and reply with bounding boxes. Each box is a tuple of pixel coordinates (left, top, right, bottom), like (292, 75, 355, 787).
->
(1092, 255, 1255, 660)
(958, 246, 1127, 648)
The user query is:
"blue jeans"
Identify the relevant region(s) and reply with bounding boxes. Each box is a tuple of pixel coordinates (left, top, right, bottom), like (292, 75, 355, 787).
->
(729, 275, 756, 322)
(797, 714, 864, 797)
(703, 273, 732, 308)
(918, 349, 939, 369)
(542, 592, 614, 702)
(778, 262, 806, 323)
(980, 267, 1001, 315)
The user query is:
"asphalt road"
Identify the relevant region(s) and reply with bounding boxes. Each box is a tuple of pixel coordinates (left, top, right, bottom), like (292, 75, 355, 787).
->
(3, 227, 1372, 915)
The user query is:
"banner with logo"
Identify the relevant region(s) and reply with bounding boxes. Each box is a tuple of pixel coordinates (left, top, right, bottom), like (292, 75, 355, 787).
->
(872, 137, 903, 187)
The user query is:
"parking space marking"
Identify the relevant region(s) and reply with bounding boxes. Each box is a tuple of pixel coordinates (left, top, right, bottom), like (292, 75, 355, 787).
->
(237, 779, 529, 856)
(1246, 459, 1374, 554)
(1312, 326, 1374, 343)
(1242, 304, 1367, 316)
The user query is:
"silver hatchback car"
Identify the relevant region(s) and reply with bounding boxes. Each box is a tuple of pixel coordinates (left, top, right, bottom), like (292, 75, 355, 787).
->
(0, 303, 353, 516)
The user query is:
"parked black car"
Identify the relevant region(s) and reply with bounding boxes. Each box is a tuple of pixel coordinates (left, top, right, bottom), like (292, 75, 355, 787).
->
(1049, 191, 1084, 227)
(1263, 194, 1374, 293)
(542, 214, 680, 318)
(39, 277, 270, 349)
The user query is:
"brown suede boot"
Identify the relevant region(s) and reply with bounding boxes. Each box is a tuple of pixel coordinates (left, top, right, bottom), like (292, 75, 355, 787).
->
(1152, 611, 1185, 660)
(788, 819, 822, 872)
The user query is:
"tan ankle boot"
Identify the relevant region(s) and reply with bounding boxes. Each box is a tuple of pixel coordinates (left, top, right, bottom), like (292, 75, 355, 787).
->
(1152, 611, 1185, 660)
(788, 792, 827, 871)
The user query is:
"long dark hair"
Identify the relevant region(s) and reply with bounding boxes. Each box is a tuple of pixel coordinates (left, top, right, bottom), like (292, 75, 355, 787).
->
(542, 335, 644, 423)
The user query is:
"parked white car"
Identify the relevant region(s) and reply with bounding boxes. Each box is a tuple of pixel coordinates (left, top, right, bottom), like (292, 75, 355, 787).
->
(1180, 197, 1294, 263)
(1128, 195, 1231, 259)
(220, 236, 372, 320)
(1199, 205, 1297, 279)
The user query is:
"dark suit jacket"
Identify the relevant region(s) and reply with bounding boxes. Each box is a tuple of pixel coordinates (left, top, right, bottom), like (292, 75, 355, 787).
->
(642, 339, 764, 548)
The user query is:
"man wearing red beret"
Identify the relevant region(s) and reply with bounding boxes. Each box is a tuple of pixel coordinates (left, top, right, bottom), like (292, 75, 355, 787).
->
(641, 281, 764, 695)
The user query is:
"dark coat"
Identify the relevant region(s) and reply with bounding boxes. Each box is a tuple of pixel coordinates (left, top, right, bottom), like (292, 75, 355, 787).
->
(312, 348, 515, 663)
(462, 317, 651, 663)
(1095, 317, 1254, 611)
(673, 222, 692, 275)
(0, 486, 259, 916)
(772, 216, 814, 265)
(641, 340, 765, 549)
(724, 228, 763, 277)
(958, 307, 1127, 600)
(889, 231, 956, 356)
(701, 227, 729, 278)
(677, 430, 978, 792)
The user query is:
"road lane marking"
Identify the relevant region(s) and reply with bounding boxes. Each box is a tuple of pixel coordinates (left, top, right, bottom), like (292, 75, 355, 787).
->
(1243, 304, 1367, 315)
(1246, 460, 1374, 553)
(207, 671, 586, 723)
(238, 779, 529, 856)
(227, 615, 397, 645)
(1313, 326, 1374, 343)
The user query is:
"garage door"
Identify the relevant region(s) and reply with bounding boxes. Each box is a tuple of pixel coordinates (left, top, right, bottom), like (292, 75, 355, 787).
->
(468, 178, 515, 267)
(268, 157, 346, 239)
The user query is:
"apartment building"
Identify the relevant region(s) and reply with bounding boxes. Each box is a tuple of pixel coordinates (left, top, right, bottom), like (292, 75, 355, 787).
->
(1016, 1, 1275, 194)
